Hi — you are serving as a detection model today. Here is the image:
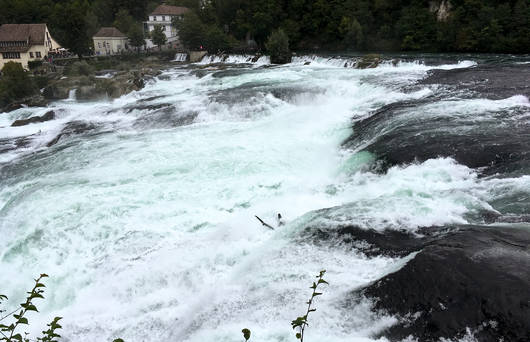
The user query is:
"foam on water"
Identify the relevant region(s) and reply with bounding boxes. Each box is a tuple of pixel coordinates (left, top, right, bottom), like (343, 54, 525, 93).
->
(0, 56, 524, 342)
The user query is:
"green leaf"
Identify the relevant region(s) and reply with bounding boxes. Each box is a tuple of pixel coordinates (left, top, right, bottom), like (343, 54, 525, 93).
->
(310, 282, 317, 289)
(308, 309, 316, 312)
(34, 283, 46, 288)
(17, 317, 29, 325)
(12, 333, 23, 342)
(112, 339, 125, 342)
(296, 333, 301, 339)
(25, 304, 38, 312)
(313, 292, 322, 296)
(241, 328, 251, 341)
(317, 279, 329, 285)
(40, 274, 49, 278)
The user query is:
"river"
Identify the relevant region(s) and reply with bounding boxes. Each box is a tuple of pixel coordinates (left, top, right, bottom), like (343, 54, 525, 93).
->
(0, 54, 529, 342)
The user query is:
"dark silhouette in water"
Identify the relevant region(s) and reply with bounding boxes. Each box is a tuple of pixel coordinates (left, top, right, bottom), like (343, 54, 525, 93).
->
(255, 215, 274, 230)
(277, 213, 285, 226)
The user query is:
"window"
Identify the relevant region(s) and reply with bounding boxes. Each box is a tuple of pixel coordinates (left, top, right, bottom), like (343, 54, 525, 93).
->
(153, 16, 157, 21)
(98, 42, 101, 48)
(36, 51, 41, 58)
(162, 16, 166, 21)
(2, 52, 21, 59)
(30, 52, 34, 58)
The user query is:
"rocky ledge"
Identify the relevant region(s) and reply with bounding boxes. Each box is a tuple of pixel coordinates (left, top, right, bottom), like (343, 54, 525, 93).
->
(305, 225, 530, 341)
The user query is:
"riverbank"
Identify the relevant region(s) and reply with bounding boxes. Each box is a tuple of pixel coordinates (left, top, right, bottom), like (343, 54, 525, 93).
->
(0, 51, 182, 113)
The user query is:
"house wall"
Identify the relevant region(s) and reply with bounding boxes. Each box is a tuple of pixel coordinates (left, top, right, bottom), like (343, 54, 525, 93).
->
(0, 25, 61, 70)
(93, 37, 129, 56)
(0, 44, 49, 70)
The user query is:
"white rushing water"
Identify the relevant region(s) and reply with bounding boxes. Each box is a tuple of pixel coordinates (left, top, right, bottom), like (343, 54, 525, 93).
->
(0, 57, 527, 342)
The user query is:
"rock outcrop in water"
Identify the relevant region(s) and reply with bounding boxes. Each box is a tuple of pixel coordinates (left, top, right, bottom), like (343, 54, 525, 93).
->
(11, 110, 55, 127)
(306, 224, 530, 341)
(363, 226, 530, 342)
(343, 63, 530, 178)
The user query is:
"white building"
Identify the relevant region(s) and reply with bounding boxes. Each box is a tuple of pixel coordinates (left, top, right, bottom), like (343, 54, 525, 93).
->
(144, 5, 190, 49)
(0, 23, 61, 70)
(93, 27, 128, 56)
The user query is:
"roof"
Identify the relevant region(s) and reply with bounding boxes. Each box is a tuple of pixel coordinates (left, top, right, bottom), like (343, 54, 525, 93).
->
(0, 24, 47, 52)
(0, 24, 47, 44)
(93, 27, 127, 38)
(150, 5, 190, 16)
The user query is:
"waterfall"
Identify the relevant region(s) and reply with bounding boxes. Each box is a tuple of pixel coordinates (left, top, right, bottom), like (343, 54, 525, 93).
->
(174, 53, 188, 62)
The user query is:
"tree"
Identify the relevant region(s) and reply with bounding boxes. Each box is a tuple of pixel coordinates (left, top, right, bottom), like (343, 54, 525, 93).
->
(128, 24, 146, 52)
(174, 12, 236, 51)
(51, 0, 91, 57)
(113, 9, 135, 36)
(0, 62, 35, 107)
(265, 28, 291, 64)
(151, 25, 167, 50)
(339, 16, 364, 49)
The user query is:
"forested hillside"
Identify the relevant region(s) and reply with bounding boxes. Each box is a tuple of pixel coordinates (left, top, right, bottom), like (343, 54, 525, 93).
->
(0, 0, 528, 53)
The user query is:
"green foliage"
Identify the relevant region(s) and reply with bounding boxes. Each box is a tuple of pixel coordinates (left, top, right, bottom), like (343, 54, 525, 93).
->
(265, 29, 290, 64)
(128, 25, 146, 51)
(151, 25, 167, 50)
(339, 17, 364, 50)
(241, 328, 251, 341)
(68, 61, 95, 76)
(291, 270, 328, 342)
(0, 0, 527, 53)
(113, 9, 135, 36)
(241, 270, 329, 342)
(0, 62, 36, 107)
(0, 274, 62, 342)
(174, 12, 236, 52)
(28, 60, 43, 70)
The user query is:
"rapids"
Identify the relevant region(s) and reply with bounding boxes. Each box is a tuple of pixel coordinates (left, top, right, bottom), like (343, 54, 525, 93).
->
(0, 54, 529, 342)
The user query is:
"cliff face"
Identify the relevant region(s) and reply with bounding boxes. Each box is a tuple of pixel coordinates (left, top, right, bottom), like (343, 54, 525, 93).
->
(430, 0, 452, 21)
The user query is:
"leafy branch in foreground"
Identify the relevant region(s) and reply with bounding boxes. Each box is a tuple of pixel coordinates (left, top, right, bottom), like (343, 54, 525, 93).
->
(291, 270, 328, 341)
(242, 270, 329, 342)
(0, 274, 62, 342)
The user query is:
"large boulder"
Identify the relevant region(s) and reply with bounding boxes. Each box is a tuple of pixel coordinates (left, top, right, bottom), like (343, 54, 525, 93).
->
(356, 54, 382, 69)
(11, 110, 55, 126)
(356, 226, 530, 341)
(2, 95, 48, 112)
(42, 84, 70, 100)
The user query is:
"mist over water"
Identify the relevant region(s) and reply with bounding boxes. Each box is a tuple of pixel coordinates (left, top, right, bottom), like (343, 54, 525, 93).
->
(0, 55, 529, 341)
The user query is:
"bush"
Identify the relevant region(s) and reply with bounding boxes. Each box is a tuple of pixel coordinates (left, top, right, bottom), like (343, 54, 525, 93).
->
(28, 60, 43, 70)
(0, 62, 36, 107)
(265, 29, 291, 64)
(68, 61, 95, 76)
(0, 274, 63, 342)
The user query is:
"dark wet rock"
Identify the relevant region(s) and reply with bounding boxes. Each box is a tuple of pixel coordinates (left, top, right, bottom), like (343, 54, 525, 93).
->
(42, 84, 70, 100)
(303, 225, 431, 258)
(2, 95, 48, 112)
(251, 55, 260, 63)
(133, 108, 198, 129)
(2, 102, 24, 112)
(343, 99, 530, 177)
(304, 62, 311, 66)
(270, 54, 292, 64)
(356, 54, 382, 69)
(46, 121, 97, 147)
(349, 225, 530, 342)
(125, 103, 172, 113)
(420, 64, 530, 99)
(11, 111, 55, 127)
(76, 84, 106, 100)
